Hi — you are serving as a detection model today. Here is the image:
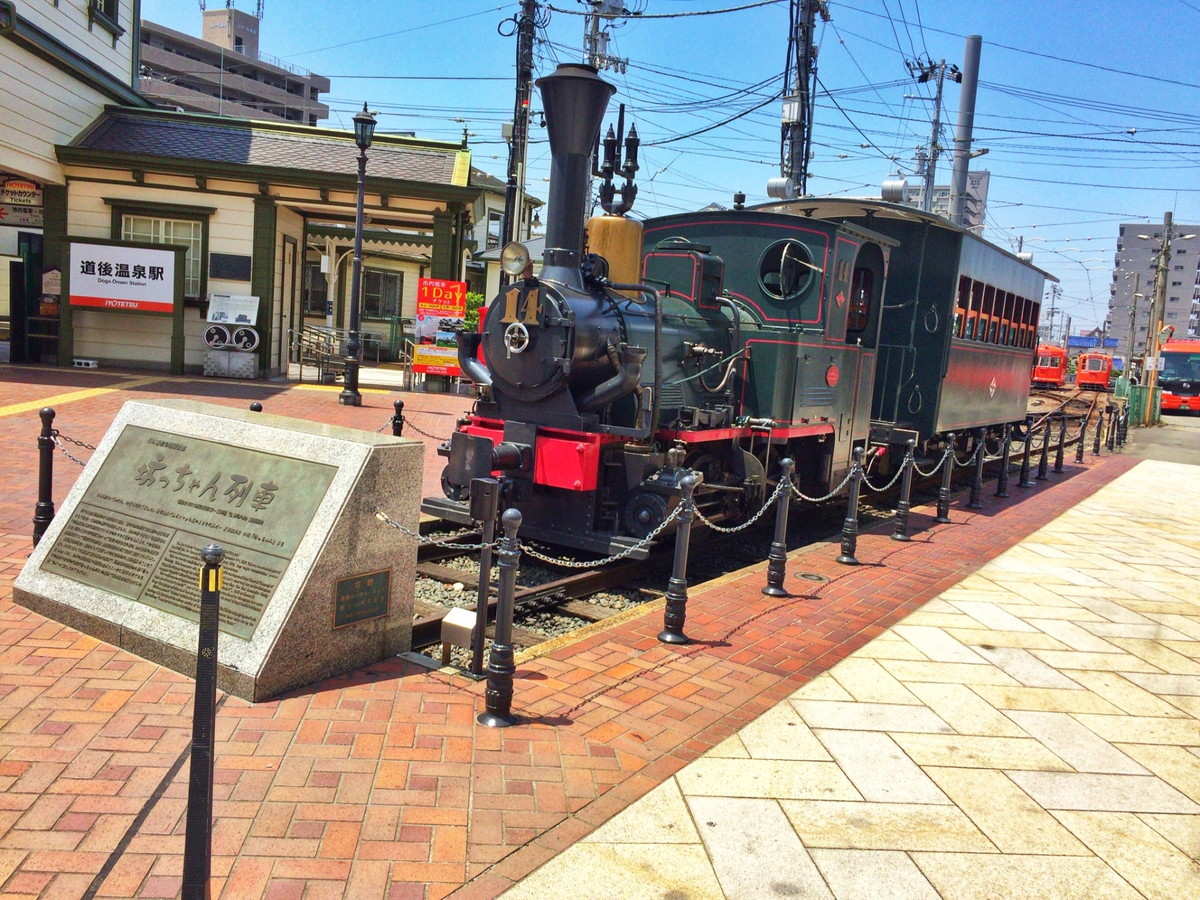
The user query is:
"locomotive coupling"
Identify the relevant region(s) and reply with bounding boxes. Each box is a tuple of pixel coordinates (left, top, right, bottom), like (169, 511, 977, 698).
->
(438, 431, 532, 502)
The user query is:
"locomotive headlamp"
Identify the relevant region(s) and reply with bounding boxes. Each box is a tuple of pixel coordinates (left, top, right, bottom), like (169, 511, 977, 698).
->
(501, 241, 532, 278)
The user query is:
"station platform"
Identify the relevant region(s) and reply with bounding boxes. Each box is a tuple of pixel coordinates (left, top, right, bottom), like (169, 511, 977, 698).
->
(1, 365, 1197, 900)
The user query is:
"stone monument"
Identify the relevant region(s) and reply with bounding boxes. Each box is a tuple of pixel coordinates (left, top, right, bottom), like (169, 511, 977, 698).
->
(15, 399, 421, 701)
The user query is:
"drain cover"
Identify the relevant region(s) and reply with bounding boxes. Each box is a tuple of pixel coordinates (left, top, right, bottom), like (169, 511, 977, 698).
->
(797, 572, 828, 583)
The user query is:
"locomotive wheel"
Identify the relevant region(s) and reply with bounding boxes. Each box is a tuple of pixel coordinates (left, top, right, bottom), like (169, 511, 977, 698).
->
(624, 492, 669, 539)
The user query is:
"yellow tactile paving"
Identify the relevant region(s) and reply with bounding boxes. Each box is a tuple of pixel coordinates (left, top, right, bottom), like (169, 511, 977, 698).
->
(0, 376, 163, 418)
(502, 459, 1200, 899)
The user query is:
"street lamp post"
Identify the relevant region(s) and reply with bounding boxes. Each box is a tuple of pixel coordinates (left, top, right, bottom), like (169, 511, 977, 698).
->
(339, 102, 377, 407)
(1137, 211, 1196, 424)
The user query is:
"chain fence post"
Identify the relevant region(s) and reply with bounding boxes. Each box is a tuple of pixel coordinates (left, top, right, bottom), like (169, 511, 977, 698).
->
(935, 433, 955, 524)
(967, 427, 986, 509)
(1036, 418, 1051, 480)
(762, 459, 795, 597)
(1076, 413, 1088, 463)
(1018, 415, 1036, 487)
(837, 448, 865, 565)
(1092, 407, 1104, 455)
(249, 402, 262, 412)
(1106, 404, 1117, 451)
(469, 478, 501, 677)
(1118, 405, 1128, 446)
(33, 407, 57, 546)
(183, 543, 224, 900)
(392, 400, 405, 437)
(891, 440, 916, 542)
(659, 473, 701, 643)
(995, 423, 1013, 498)
(1053, 414, 1067, 473)
(478, 509, 522, 728)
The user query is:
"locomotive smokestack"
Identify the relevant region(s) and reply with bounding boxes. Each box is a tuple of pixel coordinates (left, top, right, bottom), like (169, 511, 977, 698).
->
(536, 63, 615, 286)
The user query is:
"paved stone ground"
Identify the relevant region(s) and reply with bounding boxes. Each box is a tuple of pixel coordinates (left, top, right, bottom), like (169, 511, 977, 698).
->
(0, 364, 1155, 899)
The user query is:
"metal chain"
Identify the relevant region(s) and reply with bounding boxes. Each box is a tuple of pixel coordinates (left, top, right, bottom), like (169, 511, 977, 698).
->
(52, 433, 92, 467)
(913, 449, 949, 478)
(952, 448, 978, 468)
(405, 419, 450, 442)
(860, 458, 907, 493)
(521, 502, 687, 567)
(692, 476, 790, 533)
(789, 465, 856, 503)
(372, 507, 495, 550)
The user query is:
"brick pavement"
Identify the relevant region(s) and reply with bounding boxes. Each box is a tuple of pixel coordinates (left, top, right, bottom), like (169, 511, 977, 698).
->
(0, 364, 1136, 899)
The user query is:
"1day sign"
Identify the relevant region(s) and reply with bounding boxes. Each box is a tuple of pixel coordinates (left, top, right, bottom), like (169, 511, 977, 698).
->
(416, 277, 467, 320)
(69, 242, 177, 313)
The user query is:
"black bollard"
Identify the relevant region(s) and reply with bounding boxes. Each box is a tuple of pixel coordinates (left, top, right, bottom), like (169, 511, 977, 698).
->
(391, 400, 405, 437)
(1106, 405, 1117, 452)
(1092, 408, 1103, 455)
(995, 423, 1013, 498)
(762, 458, 795, 597)
(935, 433, 956, 524)
(33, 407, 57, 546)
(183, 544, 224, 900)
(1036, 418, 1051, 480)
(1054, 415, 1067, 473)
(1118, 406, 1128, 446)
(1075, 414, 1088, 463)
(837, 448, 866, 565)
(892, 440, 917, 541)
(248, 402, 263, 412)
(967, 427, 986, 510)
(478, 509, 523, 727)
(469, 478, 501, 677)
(1018, 415, 1036, 487)
(659, 473, 702, 643)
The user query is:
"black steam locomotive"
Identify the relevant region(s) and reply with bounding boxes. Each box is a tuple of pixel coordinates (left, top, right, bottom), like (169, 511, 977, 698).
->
(421, 63, 1053, 557)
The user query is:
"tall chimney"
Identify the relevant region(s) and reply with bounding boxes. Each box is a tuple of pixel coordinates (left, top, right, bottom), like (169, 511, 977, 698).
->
(535, 63, 615, 286)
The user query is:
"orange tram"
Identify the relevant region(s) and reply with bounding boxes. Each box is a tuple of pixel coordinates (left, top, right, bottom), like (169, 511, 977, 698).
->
(1075, 352, 1113, 391)
(1031, 344, 1068, 388)
(1159, 339, 1200, 413)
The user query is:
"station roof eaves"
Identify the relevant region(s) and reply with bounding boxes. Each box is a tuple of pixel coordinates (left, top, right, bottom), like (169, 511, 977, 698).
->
(57, 107, 478, 201)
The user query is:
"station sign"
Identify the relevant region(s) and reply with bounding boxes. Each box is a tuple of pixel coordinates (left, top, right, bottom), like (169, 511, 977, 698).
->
(68, 242, 177, 313)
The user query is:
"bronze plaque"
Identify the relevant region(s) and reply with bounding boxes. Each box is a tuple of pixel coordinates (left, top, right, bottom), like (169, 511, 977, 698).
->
(333, 570, 391, 629)
(43, 424, 337, 640)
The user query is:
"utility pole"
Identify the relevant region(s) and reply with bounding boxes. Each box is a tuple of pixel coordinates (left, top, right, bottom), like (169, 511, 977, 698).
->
(584, 1, 630, 73)
(1127, 272, 1140, 373)
(906, 56, 961, 214)
(775, 1, 829, 198)
(501, 0, 538, 286)
(948, 35, 982, 226)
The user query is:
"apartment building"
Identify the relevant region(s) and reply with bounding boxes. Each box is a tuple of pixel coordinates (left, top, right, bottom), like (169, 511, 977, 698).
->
(1106, 221, 1200, 358)
(140, 6, 328, 125)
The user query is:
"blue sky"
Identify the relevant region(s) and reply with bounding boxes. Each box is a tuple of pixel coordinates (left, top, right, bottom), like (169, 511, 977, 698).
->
(143, 1, 1200, 332)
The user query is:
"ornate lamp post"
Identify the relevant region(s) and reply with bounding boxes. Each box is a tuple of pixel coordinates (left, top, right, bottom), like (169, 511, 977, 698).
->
(339, 102, 377, 406)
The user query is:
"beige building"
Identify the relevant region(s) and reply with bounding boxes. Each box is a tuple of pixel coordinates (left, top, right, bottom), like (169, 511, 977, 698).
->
(1, 0, 149, 361)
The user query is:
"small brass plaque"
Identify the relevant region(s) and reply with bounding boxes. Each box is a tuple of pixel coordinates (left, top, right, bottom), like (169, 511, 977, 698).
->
(333, 569, 391, 629)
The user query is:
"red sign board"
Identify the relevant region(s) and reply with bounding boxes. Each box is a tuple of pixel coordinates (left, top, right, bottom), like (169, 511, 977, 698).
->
(416, 277, 467, 319)
(413, 278, 468, 377)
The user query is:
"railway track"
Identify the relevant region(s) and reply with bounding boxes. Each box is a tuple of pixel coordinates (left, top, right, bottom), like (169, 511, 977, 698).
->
(408, 392, 1124, 662)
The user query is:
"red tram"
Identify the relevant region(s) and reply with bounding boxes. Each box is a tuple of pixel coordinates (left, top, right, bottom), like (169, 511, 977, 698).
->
(1031, 345, 1068, 388)
(1075, 352, 1113, 391)
(1159, 339, 1200, 413)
